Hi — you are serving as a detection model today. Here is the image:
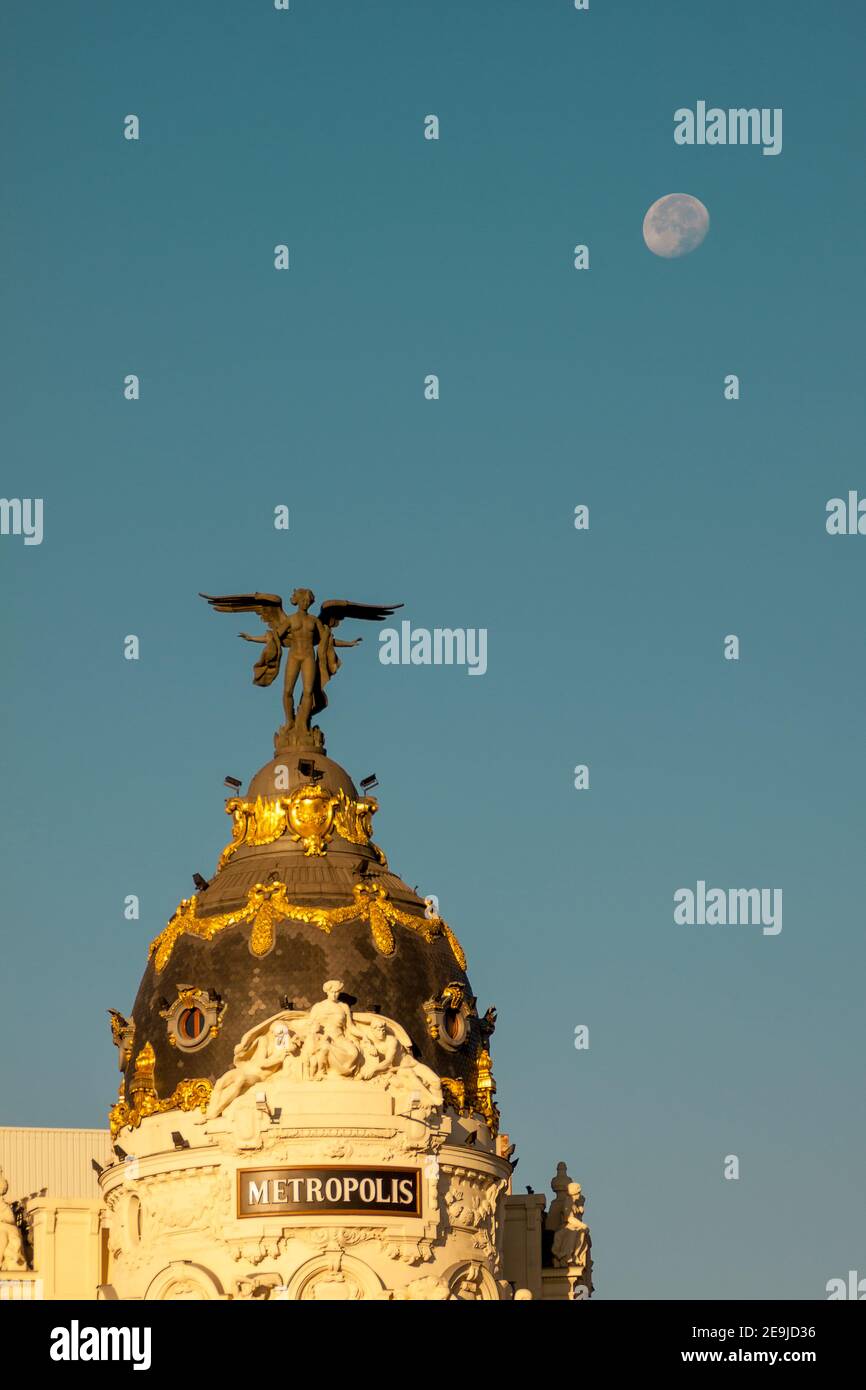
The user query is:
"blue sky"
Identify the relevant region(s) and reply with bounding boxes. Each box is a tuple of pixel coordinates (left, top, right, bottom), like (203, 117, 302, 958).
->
(1, 1, 864, 1297)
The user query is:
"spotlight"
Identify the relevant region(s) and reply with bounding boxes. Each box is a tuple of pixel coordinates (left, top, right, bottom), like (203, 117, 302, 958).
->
(224, 775, 242, 791)
(280, 996, 294, 1011)
(510, 1157, 520, 1173)
(192, 872, 210, 891)
(170, 1132, 189, 1150)
(360, 774, 378, 792)
(91, 1159, 105, 1177)
(297, 759, 323, 782)
(114, 1145, 128, 1162)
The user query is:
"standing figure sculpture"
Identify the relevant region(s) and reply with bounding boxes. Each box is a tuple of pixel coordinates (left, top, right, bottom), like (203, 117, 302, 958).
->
(551, 1181, 593, 1293)
(0, 1169, 26, 1272)
(200, 588, 402, 750)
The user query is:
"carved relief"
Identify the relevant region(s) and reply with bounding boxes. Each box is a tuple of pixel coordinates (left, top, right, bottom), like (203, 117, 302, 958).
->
(144, 1263, 224, 1301)
(442, 1170, 507, 1258)
(446, 1260, 499, 1301)
(206, 981, 443, 1121)
(377, 1274, 450, 1301)
(285, 1249, 384, 1301)
(163, 1279, 208, 1300)
(129, 1169, 230, 1249)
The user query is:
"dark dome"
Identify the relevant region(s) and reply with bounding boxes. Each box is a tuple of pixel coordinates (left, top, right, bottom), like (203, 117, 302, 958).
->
(123, 747, 485, 1104)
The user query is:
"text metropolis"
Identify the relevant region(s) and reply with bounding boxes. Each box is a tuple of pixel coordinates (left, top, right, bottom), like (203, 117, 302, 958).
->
(237, 1166, 421, 1218)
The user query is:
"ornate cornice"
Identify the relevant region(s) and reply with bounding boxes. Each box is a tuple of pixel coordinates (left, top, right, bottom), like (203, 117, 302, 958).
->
(148, 880, 468, 975)
(218, 785, 387, 868)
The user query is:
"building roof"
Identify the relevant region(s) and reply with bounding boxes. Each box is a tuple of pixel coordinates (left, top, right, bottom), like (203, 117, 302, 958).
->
(0, 1126, 111, 1201)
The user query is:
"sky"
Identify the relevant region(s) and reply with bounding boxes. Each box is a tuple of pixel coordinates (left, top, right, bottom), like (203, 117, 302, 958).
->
(1, 0, 864, 1299)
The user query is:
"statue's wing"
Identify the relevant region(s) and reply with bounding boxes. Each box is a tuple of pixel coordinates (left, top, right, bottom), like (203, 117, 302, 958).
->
(319, 599, 403, 626)
(200, 592, 288, 632)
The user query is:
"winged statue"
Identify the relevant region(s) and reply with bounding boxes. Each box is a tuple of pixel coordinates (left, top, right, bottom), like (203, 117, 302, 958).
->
(200, 588, 402, 744)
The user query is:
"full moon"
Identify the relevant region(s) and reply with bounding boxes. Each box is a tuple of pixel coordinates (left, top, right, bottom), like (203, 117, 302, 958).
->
(642, 193, 710, 258)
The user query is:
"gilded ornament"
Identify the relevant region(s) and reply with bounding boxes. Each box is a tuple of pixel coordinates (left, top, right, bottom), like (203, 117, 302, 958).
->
(108, 1009, 136, 1070)
(439, 1047, 499, 1137)
(130, 1042, 156, 1101)
(439, 921, 467, 972)
(422, 982, 475, 1049)
(332, 789, 381, 855)
(368, 900, 395, 955)
(149, 879, 467, 974)
(159, 985, 225, 1051)
(218, 785, 386, 868)
(440, 1077, 466, 1112)
(471, 1046, 500, 1136)
(286, 783, 336, 855)
(441, 982, 467, 1011)
(110, 1043, 212, 1139)
(218, 796, 289, 868)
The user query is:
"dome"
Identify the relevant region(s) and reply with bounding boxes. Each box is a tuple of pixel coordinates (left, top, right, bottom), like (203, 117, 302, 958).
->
(246, 751, 358, 803)
(116, 745, 494, 1130)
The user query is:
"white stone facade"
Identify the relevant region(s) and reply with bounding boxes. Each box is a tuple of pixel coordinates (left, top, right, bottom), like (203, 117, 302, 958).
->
(101, 1065, 513, 1301)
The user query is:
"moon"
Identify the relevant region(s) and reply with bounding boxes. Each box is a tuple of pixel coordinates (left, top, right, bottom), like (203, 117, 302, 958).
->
(642, 193, 709, 258)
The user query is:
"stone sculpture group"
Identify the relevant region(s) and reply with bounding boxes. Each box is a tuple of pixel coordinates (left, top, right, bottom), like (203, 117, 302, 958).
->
(207, 981, 443, 1119)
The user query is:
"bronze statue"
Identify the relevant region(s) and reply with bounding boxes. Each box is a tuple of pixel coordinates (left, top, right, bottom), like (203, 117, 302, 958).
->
(200, 589, 401, 748)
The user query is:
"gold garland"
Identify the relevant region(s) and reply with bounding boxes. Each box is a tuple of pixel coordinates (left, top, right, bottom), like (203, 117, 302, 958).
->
(109, 1043, 212, 1139)
(218, 785, 387, 868)
(149, 880, 467, 974)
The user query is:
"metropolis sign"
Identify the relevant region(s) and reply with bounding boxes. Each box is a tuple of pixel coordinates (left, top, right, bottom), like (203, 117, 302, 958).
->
(237, 1166, 422, 1218)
